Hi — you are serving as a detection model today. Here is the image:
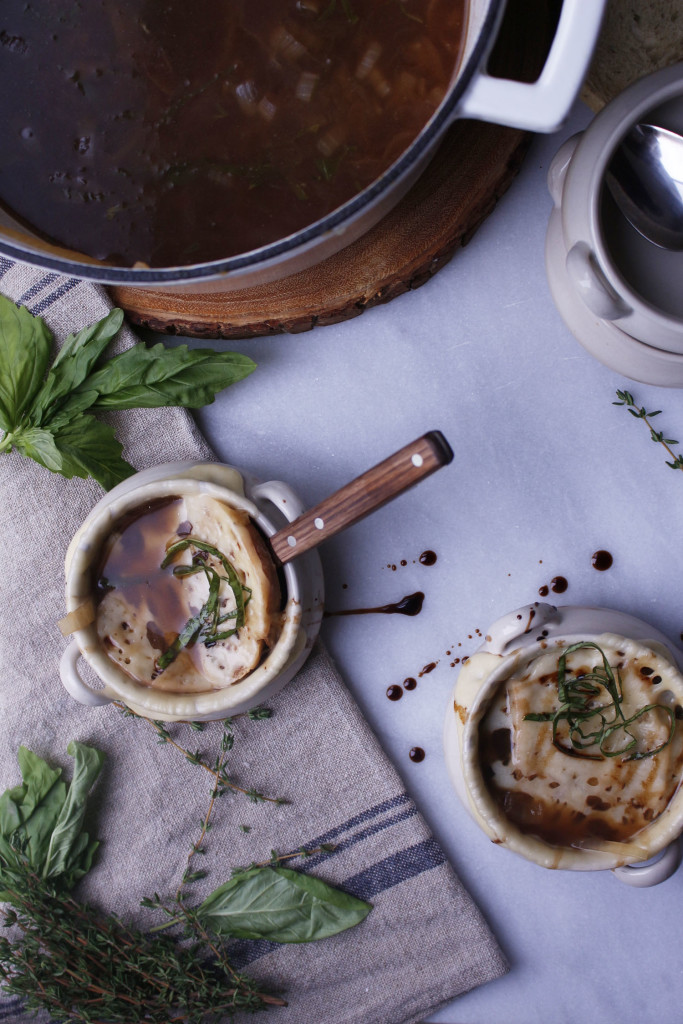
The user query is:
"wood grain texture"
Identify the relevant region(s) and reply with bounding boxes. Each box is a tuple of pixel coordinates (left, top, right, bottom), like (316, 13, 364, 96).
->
(270, 432, 454, 564)
(109, 0, 554, 340)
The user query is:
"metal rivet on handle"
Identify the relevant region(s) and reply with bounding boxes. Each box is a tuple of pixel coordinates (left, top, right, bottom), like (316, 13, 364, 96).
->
(314, 517, 324, 530)
(287, 536, 297, 547)
(411, 453, 424, 467)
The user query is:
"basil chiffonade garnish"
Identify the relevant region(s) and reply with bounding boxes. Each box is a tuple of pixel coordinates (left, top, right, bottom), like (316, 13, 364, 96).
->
(156, 537, 252, 671)
(523, 641, 676, 762)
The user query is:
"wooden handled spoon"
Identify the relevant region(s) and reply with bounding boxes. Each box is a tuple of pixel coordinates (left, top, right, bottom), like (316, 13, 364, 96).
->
(269, 431, 453, 564)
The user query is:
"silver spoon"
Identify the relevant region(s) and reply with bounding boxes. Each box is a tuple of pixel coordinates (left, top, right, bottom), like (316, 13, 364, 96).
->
(605, 123, 683, 251)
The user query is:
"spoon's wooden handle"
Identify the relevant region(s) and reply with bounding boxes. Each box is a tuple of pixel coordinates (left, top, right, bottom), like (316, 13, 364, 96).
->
(270, 431, 453, 565)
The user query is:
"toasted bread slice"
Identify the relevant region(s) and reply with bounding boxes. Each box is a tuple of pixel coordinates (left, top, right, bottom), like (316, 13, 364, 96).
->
(96, 494, 281, 693)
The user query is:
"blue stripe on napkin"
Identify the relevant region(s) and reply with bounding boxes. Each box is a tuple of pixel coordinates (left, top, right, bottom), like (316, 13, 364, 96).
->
(18, 272, 58, 305)
(32, 277, 79, 315)
(343, 837, 446, 902)
(0, 997, 22, 1020)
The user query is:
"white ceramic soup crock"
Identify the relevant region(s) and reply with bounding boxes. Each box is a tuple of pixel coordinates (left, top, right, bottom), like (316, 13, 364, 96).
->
(0, 0, 604, 292)
(546, 63, 683, 385)
(444, 603, 683, 887)
(59, 462, 323, 722)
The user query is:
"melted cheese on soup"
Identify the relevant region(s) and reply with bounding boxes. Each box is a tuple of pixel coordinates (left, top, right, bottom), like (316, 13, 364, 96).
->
(479, 637, 683, 848)
(95, 494, 280, 693)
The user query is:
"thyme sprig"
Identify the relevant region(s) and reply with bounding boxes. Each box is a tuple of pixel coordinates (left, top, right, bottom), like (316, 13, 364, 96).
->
(523, 641, 676, 762)
(116, 705, 286, 805)
(0, 707, 371, 1019)
(0, 862, 283, 1023)
(613, 389, 683, 471)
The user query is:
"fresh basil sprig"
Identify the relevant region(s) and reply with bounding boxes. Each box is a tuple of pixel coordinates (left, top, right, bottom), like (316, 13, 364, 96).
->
(0, 742, 104, 900)
(0, 295, 256, 489)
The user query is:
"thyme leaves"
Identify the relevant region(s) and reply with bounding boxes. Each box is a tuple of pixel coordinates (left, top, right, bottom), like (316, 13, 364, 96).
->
(613, 389, 683, 471)
(0, 722, 372, 1021)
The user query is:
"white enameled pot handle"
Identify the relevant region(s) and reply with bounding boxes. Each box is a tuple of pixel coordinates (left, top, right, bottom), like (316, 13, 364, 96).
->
(459, 0, 606, 132)
(59, 641, 116, 707)
(612, 838, 682, 888)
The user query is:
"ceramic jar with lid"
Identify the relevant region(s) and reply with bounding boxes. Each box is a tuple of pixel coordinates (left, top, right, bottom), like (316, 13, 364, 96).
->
(546, 63, 683, 385)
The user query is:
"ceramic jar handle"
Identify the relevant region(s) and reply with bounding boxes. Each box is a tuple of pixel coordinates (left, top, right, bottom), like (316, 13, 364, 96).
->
(60, 641, 117, 706)
(483, 603, 560, 656)
(612, 838, 682, 888)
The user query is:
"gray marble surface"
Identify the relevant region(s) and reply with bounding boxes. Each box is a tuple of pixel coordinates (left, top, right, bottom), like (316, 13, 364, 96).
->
(159, 101, 683, 1024)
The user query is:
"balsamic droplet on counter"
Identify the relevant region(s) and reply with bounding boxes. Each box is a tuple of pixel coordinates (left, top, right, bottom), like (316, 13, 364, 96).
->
(419, 550, 437, 566)
(324, 592, 425, 618)
(419, 662, 438, 676)
(403, 677, 417, 691)
(409, 746, 425, 763)
(538, 584, 549, 597)
(386, 685, 403, 701)
(591, 549, 613, 571)
(551, 576, 568, 594)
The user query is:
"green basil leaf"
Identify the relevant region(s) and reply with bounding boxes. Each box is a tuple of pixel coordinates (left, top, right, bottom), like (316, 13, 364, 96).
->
(12, 426, 65, 473)
(0, 747, 66, 882)
(43, 742, 105, 881)
(0, 295, 52, 432)
(51, 414, 135, 490)
(197, 866, 372, 943)
(0, 744, 104, 900)
(4, 748, 62, 825)
(42, 389, 100, 432)
(12, 417, 133, 489)
(73, 342, 256, 409)
(29, 309, 124, 427)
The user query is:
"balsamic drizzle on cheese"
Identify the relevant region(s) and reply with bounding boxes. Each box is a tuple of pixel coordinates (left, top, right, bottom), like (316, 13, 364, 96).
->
(479, 638, 683, 848)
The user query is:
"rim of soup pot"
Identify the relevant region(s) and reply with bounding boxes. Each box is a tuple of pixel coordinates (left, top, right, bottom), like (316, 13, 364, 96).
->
(0, 0, 604, 287)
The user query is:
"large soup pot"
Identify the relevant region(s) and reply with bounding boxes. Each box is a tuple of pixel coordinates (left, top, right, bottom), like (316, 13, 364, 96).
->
(0, 0, 605, 293)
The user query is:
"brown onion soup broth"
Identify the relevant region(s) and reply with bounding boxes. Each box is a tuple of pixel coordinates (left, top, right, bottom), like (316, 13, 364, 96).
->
(479, 655, 683, 848)
(0, 0, 466, 266)
(95, 498, 193, 671)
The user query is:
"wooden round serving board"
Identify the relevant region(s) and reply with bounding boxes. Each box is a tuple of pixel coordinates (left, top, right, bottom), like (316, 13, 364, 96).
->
(109, 1, 553, 340)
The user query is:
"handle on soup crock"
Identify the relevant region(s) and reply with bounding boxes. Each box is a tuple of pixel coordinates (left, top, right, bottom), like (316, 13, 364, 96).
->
(483, 603, 560, 655)
(60, 641, 117, 707)
(249, 480, 307, 523)
(612, 838, 682, 888)
(460, 0, 606, 132)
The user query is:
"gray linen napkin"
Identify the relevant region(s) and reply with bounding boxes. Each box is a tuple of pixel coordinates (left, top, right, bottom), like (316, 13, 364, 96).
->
(0, 260, 507, 1024)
